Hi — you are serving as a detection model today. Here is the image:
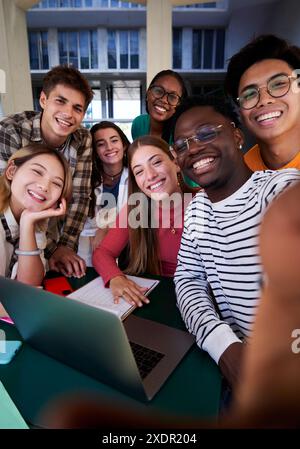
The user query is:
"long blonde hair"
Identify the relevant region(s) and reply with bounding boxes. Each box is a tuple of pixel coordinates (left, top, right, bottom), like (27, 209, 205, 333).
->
(125, 135, 192, 276)
(0, 144, 73, 214)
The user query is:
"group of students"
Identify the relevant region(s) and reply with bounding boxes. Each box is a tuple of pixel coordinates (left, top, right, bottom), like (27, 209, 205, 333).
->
(1, 33, 300, 426)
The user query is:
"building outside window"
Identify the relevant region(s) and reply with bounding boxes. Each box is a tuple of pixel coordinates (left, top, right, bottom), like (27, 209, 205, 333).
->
(173, 28, 182, 69)
(192, 29, 225, 70)
(32, 1, 144, 8)
(84, 83, 102, 128)
(107, 30, 139, 70)
(28, 1, 228, 130)
(111, 80, 140, 120)
(28, 31, 49, 70)
(58, 30, 98, 69)
(175, 2, 229, 8)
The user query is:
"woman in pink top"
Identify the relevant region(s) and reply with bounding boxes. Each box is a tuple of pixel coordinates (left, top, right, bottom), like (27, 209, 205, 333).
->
(92, 135, 196, 307)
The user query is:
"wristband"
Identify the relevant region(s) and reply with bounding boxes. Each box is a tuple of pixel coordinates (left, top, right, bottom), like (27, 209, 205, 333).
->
(15, 248, 42, 256)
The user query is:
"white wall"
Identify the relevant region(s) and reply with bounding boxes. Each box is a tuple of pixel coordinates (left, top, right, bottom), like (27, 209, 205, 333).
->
(225, 2, 275, 63)
(0, 0, 34, 114)
(267, 0, 300, 45)
(226, 0, 300, 64)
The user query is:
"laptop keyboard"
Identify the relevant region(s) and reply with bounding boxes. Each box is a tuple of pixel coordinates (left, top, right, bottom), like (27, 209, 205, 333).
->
(129, 342, 165, 379)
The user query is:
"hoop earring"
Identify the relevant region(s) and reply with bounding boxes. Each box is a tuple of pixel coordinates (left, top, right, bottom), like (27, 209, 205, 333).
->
(177, 172, 184, 190)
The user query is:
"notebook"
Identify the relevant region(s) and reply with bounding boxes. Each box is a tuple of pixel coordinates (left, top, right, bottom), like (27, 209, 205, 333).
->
(0, 276, 194, 401)
(68, 275, 159, 320)
(0, 381, 28, 429)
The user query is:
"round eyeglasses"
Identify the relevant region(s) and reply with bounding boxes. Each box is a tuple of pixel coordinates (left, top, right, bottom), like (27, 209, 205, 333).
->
(172, 124, 224, 157)
(148, 85, 181, 107)
(237, 73, 297, 110)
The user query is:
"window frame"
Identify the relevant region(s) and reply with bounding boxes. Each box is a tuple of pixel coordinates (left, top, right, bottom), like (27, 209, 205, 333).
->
(28, 30, 49, 70)
(58, 29, 98, 69)
(107, 29, 139, 70)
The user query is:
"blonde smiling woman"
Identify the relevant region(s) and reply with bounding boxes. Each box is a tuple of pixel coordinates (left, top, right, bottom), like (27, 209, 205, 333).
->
(0, 144, 72, 285)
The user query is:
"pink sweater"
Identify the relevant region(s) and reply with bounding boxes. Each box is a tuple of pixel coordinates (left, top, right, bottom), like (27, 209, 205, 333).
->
(92, 203, 186, 286)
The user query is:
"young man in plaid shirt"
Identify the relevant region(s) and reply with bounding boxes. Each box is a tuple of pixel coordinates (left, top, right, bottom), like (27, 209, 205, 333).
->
(0, 65, 94, 278)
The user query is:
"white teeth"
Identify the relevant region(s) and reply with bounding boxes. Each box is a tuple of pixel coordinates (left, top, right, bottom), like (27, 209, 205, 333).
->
(57, 118, 71, 126)
(150, 181, 163, 190)
(105, 152, 118, 157)
(193, 157, 215, 169)
(28, 190, 45, 201)
(155, 106, 167, 113)
(257, 111, 281, 122)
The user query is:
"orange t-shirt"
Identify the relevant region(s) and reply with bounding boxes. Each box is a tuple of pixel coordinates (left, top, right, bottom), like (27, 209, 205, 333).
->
(244, 144, 300, 171)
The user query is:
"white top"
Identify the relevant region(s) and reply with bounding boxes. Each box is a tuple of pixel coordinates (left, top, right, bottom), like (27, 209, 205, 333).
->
(0, 206, 47, 279)
(77, 168, 129, 266)
(174, 169, 300, 364)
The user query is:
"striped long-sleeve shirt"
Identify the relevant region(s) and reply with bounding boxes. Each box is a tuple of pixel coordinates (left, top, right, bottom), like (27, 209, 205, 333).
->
(174, 169, 300, 364)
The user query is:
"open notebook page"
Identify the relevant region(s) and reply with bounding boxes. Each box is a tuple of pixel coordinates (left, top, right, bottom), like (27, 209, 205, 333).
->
(67, 275, 159, 320)
(0, 381, 28, 429)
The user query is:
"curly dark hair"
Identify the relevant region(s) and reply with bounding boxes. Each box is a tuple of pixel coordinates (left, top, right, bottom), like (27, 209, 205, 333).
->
(171, 95, 241, 137)
(224, 34, 300, 103)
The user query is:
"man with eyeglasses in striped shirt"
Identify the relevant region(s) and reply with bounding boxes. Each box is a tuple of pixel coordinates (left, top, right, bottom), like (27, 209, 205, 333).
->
(171, 95, 300, 397)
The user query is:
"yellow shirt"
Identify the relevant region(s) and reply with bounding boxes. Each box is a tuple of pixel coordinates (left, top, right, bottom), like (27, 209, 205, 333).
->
(244, 144, 300, 170)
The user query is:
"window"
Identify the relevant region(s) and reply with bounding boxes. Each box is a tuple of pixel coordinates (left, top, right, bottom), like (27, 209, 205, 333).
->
(130, 31, 139, 69)
(173, 28, 182, 69)
(192, 30, 202, 69)
(203, 30, 214, 69)
(107, 30, 117, 69)
(58, 30, 98, 69)
(32, 0, 144, 8)
(107, 30, 139, 69)
(175, 2, 222, 9)
(28, 31, 49, 70)
(120, 31, 129, 69)
(192, 29, 225, 70)
(110, 80, 141, 120)
(84, 84, 102, 127)
(215, 29, 225, 69)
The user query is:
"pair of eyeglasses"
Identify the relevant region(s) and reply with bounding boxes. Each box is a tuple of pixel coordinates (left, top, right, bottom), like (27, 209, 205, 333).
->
(172, 124, 223, 156)
(237, 73, 297, 110)
(148, 85, 181, 107)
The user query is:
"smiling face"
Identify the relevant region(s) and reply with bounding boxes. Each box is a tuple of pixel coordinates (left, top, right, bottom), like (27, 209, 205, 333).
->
(174, 106, 245, 198)
(39, 84, 86, 148)
(6, 153, 65, 221)
(131, 145, 180, 200)
(238, 59, 300, 144)
(93, 127, 125, 172)
(146, 75, 183, 123)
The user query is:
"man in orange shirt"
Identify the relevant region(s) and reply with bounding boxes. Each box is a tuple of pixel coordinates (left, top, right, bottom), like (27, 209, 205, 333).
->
(225, 34, 300, 171)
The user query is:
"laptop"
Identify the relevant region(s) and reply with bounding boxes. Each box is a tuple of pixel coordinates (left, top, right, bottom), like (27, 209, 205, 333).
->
(0, 276, 194, 401)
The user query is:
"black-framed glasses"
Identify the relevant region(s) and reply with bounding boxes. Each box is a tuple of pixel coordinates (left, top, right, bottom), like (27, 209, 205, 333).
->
(148, 85, 181, 106)
(237, 73, 297, 110)
(172, 124, 223, 157)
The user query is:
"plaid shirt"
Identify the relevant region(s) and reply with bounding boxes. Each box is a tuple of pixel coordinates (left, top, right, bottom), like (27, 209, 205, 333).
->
(0, 111, 92, 256)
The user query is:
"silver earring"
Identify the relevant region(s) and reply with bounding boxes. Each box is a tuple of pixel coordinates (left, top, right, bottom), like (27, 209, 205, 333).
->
(239, 144, 243, 150)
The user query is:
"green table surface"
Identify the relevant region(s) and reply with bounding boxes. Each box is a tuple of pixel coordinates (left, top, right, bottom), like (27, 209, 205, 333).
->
(0, 269, 221, 427)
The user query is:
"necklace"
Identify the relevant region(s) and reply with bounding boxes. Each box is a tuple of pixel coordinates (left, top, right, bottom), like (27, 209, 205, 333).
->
(56, 135, 71, 153)
(102, 168, 123, 181)
(158, 205, 177, 234)
(170, 214, 176, 234)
